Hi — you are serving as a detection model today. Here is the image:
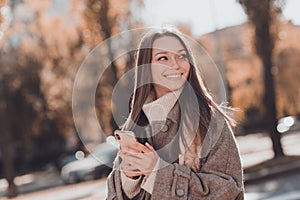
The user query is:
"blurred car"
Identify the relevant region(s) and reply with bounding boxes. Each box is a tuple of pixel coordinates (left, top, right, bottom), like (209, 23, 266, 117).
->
(60, 142, 118, 184)
(277, 115, 300, 133)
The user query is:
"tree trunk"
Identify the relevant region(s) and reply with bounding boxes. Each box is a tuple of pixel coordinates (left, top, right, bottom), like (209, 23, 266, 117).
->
(99, 0, 119, 133)
(262, 51, 284, 157)
(255, 0, 284, 157)
(240, 0, 284, 157)
(0, 141, 17, 198)
(0, 96, 17, 198)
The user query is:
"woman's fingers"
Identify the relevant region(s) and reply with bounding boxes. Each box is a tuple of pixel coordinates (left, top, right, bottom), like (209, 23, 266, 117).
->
(122, 158, 146, 174)
(133, 142, 151, 153)
(145, 142, 155, 151)
(121, 146, 140, 153)
(120, 149, 141, 160)
(121, 142, 155, 154)
(121, 151, 149, 168)
(119, 142, 159, 176)
(121, 159, 142, 177)
(122, 160, 136, 170)
(121, 150, 149, 161)
(121, 152, 148, 169)
(123, 170, 142, 178)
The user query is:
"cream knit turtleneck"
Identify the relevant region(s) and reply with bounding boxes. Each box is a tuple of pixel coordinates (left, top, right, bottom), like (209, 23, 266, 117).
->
(142, 89, 182, 122)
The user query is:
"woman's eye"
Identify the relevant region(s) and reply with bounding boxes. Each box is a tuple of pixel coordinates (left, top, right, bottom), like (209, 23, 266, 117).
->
(178, 54, 188, 59)
(158, 56, 167, 61)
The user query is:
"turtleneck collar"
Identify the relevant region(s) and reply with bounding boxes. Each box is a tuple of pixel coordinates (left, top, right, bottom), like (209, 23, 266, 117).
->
(142, 88, 183, 122)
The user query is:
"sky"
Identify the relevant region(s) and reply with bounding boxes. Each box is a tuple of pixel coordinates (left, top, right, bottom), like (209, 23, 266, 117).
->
(2, 0, 299, 38)
(142, 0, 300, 36)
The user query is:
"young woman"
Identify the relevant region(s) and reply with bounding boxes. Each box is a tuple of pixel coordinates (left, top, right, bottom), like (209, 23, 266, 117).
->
(106, 27, 244, 199)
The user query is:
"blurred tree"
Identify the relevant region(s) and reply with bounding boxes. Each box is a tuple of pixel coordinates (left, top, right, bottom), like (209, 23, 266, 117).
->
(0, 1, 17, 197)
(0, 0, 3, 22)
(0, 2, 72, 195)
(0, 85, 17, 198)
(82, 0, 143, 137)
(239, 0, 284, 157)
(84, 0, 120, 136)
(275, 47, 300, 116)
(0, 1, 82, 196)
(0, 4, 142, 197)
(198, 23, 266, 131)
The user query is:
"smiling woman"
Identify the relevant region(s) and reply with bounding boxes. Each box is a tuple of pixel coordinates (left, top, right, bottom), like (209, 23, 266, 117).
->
(106, 27, 244, 199)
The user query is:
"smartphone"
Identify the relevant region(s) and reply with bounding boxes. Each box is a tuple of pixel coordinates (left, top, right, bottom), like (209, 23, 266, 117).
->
(114, 130, 137, 149)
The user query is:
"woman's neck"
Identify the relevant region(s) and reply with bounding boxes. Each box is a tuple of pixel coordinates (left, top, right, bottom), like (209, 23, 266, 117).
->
(153, 86, 183, 99)
(153, 88, 170, 99)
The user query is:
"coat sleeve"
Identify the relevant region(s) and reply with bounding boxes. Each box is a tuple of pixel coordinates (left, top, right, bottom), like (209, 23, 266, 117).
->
(151, 124, 244, 200)
(106, 156, 128, 200)
(106, 157, 148, 200)
(106, 168, 123, 200)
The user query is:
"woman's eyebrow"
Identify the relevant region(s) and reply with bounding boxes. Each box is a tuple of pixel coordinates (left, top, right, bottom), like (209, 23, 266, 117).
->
(154, 51, 168, 56)
(177, 49, 186, 53)
(154, 49, 186, 56)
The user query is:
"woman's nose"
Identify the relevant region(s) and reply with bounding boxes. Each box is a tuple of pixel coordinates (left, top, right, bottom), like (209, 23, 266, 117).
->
(169, 57, 180, 69)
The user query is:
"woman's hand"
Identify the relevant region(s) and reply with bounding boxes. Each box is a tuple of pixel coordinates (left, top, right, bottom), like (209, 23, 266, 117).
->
(120, 142, 159, 178)
(119, 147, 143, 179)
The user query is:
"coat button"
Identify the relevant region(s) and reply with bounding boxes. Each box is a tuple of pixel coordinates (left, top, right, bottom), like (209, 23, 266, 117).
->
(176, 189, 185, 197)
(161, 124, 169, 132)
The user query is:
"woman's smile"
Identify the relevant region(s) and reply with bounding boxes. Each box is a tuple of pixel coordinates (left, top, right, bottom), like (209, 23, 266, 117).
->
(164, 73, 182, 77)
(163, 72, 183, 80)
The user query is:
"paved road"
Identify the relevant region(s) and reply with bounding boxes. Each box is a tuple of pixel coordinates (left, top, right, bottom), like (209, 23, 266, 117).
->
(2, 172, 300, 200)
(0, 131, 299, 200)
(0, 179, 107, 200)
(245, 171, 300, 200)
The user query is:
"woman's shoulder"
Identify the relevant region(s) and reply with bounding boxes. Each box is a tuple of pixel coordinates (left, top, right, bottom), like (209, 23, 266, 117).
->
(201, 112, 236, 156)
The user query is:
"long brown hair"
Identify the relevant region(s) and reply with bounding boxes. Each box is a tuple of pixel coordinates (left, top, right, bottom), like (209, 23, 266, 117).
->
(123, 27, 234, 143)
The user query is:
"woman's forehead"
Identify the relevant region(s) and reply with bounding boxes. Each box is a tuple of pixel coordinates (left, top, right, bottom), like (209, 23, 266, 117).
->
(152, 36, 186, 54)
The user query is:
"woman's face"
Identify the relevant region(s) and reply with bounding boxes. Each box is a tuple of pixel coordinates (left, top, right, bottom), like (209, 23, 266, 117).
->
(151, 36, 191, 98)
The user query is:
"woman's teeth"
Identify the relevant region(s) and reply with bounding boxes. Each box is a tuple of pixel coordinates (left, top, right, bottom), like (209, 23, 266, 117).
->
(165, 74, 181, 78)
